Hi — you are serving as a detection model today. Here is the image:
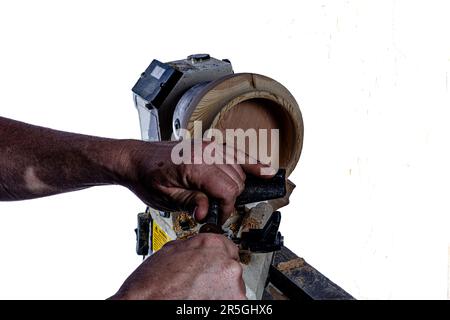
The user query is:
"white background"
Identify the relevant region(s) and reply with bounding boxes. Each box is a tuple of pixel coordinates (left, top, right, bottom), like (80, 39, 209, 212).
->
(0, 0, 449, 299)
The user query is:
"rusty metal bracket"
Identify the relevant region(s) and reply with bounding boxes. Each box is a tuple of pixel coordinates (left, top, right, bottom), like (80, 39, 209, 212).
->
(263, 246, 355, 300)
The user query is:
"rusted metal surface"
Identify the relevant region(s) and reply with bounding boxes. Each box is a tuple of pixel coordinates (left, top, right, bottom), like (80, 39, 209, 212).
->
(264, 246, 354, 300)
(277, 258, 305, 271)
(262, 283, 289, 300)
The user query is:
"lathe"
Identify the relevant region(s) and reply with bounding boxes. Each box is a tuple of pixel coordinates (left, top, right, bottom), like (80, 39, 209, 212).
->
(131, 54, 353, 300)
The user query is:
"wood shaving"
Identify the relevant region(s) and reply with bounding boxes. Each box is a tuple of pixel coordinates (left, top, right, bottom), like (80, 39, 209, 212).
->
(175, 213, 198, 240)
(173, 212, 197, 234)
(277, 258, 305, 272)
(241, 217, 260, 231)
(229, 221, 241, 234)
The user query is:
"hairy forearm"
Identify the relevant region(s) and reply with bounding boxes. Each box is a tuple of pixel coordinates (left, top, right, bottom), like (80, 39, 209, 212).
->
(0, 116, 137, 201)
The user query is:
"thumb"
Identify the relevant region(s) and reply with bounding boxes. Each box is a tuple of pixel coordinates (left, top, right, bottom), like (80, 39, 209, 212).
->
(169, 189, 209, 222)
(190, 191, 209, 222)
(241, 162, 277, 178)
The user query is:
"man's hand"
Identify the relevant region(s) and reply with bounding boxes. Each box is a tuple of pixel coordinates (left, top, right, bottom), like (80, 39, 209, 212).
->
(0, 117, 273, 223)
(118, 140, 274, 223)
(109, 233, 246, 300)
(0, 118, 266, 300)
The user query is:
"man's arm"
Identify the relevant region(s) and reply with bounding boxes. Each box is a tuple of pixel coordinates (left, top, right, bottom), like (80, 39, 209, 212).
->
(0, 116, 275, 300)
(0, 116, 272, 220)
(0, 116, 132, 200)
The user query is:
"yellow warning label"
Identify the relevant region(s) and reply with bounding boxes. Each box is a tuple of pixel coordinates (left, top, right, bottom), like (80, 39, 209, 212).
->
(152, 221, 171, 252)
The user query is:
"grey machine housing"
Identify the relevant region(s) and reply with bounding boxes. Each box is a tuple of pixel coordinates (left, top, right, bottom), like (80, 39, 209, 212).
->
(132, 54, 234, 142)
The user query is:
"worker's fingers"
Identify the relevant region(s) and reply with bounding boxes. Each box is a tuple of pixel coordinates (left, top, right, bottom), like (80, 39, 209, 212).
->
(160, 239, 181, 251)
(228, 161, 246, 182)
(164, 165, 240, 223)
(164, 188, 209, 221)
(221, 239, 240, 262)
(187, 233, 240, 261)
(216, 164, 245, 195)
(194, 168, 242, 221)
(239, 153, 276, 178)
(218, 201, 236, 225)
(241, 162, 276, 178)
(162, 235, 239, 265)
(223, 145, 276, 178)
(191, 192, 209, 222)
(204, 142, 246, 184)
(221, 146, 246, 181)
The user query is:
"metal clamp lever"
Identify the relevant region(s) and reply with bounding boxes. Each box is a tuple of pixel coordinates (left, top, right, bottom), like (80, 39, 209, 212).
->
(236, 211, 284, 253)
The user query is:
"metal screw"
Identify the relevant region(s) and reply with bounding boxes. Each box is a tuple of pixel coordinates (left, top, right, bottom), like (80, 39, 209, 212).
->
(174, 119, 181, 131)
(187, 53, 210, 63)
